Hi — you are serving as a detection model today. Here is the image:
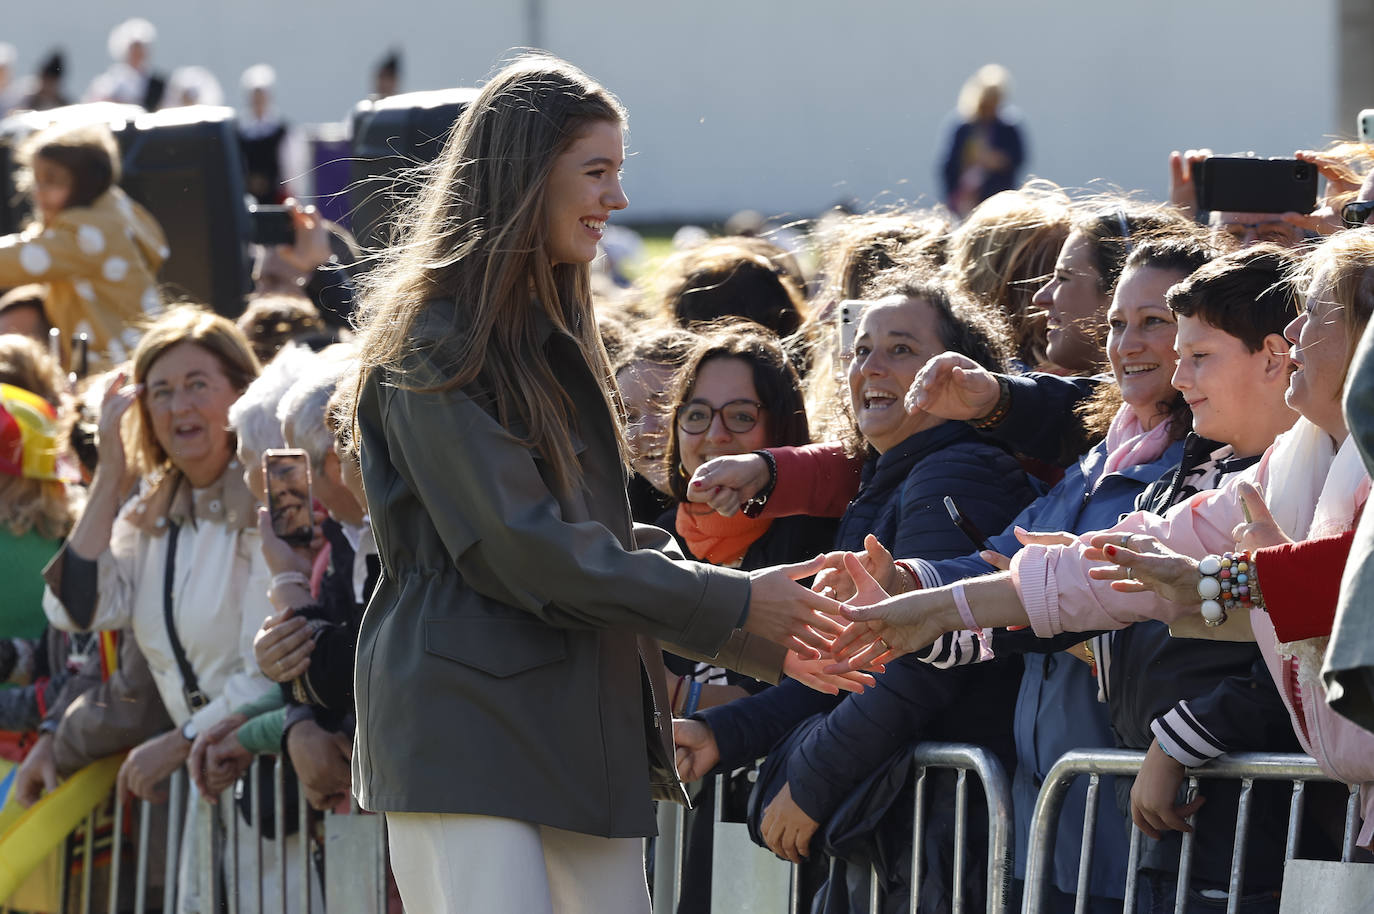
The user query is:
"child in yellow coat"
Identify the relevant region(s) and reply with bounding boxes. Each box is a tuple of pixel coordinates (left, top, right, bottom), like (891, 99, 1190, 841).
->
(0, 121, 167, 366)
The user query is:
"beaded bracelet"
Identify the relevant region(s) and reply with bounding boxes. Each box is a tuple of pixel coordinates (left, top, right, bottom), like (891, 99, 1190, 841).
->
(969, 375, 1013, 430)
(741, 449, 778, 518)
(1196, 551, 1263, 627)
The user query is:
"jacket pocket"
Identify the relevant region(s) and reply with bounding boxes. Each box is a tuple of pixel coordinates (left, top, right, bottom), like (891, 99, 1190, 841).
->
(424, 617, 567, 678)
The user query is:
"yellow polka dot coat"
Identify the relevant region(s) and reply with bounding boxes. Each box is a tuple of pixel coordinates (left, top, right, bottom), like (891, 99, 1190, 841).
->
(0, 187, 168, 364)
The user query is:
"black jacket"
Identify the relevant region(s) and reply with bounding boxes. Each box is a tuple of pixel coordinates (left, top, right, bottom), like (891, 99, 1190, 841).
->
(1100, 434, 1299, 890)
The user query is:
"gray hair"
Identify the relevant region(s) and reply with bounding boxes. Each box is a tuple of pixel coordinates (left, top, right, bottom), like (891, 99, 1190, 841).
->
(278, 345, 355, 471)
(228, 344, 316, 456)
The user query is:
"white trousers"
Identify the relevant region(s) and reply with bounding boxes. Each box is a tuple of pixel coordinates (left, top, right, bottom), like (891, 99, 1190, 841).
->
(386, 812, 650, 914)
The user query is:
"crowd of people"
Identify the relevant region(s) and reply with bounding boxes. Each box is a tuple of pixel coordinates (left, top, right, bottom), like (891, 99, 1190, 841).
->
(2, 44, 1374, 914)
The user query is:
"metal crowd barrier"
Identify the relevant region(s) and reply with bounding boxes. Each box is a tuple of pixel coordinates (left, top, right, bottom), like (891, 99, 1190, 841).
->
(10, 754, 387, 914)
(1021, 749, 1358, 914)
(651, 741, 1016, 914)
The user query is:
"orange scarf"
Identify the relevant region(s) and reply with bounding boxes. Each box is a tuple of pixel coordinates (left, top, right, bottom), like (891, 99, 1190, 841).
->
(675, 502, 773, 567)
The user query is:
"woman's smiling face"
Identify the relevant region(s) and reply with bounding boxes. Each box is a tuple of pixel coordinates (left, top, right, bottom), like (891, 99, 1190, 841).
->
(848, 295, 947, 453)
(542, 119, 629, 266)
(1104, 265, 1182, 428)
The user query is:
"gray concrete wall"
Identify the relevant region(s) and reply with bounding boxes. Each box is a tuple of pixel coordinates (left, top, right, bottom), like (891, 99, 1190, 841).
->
(4, 1, 1345, 221)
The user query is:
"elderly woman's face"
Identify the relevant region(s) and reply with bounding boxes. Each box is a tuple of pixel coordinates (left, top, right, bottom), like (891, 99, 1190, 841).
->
(143, 342, 239, 485)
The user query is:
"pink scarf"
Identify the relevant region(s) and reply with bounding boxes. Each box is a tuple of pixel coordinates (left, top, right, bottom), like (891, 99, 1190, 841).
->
(1099, 403, 1175, 479)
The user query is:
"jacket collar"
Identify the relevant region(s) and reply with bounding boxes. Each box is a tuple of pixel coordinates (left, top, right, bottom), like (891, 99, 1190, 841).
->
(127, 459, 258, 537)
(861, 421, 977, 490)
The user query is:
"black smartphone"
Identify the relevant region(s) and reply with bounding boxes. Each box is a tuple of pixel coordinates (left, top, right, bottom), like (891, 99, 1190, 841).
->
(72, 333, 89, 379)
(263, 448, 313, 545)
(248, 204, 296, 246)
(944, 496, 994, 553)
(1194, 157, 1318, 215)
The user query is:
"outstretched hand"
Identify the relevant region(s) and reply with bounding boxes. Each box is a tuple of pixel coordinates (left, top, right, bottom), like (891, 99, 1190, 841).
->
(905, 352, 1001, 421)
(746, 556, 847, 657)
(1084, 531, 1200, 604)
(811, 535, 899, 601)
(783, 650, 877, 693)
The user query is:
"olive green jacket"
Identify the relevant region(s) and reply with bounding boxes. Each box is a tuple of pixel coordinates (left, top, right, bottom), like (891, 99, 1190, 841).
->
(352, 301, 762, 838)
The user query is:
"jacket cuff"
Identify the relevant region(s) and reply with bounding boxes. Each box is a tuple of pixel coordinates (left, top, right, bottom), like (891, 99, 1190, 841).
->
(1255, 535, 1348, 642)
(713, 630, 786, 685)
(676, 566, 753, 655)
(1151, 701, 1227, 768)
(899, 558, 941, 590)
(1011, 545, 1058, 637)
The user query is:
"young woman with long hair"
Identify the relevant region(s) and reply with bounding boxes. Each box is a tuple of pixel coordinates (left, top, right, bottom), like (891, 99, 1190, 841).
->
(345, 54, 845, 912)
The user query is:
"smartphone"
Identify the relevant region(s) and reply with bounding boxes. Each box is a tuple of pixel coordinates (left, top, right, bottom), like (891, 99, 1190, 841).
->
(263, 448, 313, 545)
(248, 204, 296, 246)
(944, 496, 994, 553)
(837, 300, 869, 358)
(72, 333, 89, 379)
(1194, 156, 1318, 215)
(1360, 109, 1374, 144)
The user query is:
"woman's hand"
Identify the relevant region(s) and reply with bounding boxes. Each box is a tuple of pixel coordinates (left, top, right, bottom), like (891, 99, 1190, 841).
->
(188, 713, 252, 800)
(254, 608, 315, 682)
(811, 535, 900, 601)
(94, 371, 139, 486)
(1280, 151, 1367, 236)
(286, 720, 353, 811)
(782, 651, 876, 695)
(687, 454, 771, 517)
(275, 199, 334, 275)
(1083, 532, 1201, 604)
(256, 506, 315, 578)
(1230, 482, 1290, 553)
(745, 557, 847, 657)
(671, 718, 719, 783)
(118, 729, 192, 803)
(827, 554, 960, 672)
(14, 732, 58, 807)
(761, 783, 819, 863)
(905, 353, 1001, 421)
(1167, 148, 1212, 217)
(1131, 740, 1204, 839)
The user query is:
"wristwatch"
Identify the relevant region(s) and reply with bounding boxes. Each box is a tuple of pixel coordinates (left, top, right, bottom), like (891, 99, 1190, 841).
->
(181, 719, 198, 742)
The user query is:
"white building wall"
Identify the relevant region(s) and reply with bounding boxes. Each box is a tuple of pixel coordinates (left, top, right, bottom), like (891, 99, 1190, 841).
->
(6, 1, 1342, 221)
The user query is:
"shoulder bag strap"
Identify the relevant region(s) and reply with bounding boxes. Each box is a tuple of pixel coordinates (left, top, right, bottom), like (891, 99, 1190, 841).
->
(162, 521, 209, 712)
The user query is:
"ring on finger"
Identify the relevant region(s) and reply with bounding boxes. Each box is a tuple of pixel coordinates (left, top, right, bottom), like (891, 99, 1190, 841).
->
(1120, 534, 1131, 548)
(1125, 567, 1134, 580)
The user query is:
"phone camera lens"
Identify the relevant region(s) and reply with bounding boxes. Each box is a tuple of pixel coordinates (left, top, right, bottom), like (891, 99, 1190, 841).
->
(1296, 164, 1310, 180)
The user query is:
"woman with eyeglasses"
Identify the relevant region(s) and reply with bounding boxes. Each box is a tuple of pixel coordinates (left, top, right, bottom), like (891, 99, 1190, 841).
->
(658, 319, 840, 913)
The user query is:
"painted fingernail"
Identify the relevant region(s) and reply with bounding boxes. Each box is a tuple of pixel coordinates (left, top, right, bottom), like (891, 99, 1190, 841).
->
(1105, 544, 1118, 557)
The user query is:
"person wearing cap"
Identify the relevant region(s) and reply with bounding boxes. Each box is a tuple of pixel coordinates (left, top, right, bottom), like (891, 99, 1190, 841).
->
(84, 17, 166, 111)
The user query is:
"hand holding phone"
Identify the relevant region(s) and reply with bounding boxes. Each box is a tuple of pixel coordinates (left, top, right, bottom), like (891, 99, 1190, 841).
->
(263, 448, 313, 546)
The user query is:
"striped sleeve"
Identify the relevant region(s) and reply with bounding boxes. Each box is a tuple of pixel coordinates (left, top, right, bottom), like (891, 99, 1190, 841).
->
(1150, 700, 1228, 767)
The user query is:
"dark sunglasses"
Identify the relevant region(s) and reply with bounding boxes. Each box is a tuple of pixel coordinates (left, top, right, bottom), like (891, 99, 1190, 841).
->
(676, 399, 763, 435)
(1341, 200, 1374, 229)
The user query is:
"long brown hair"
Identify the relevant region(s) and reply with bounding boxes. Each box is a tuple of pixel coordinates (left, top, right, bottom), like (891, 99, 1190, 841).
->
(349, 53, 628, 491)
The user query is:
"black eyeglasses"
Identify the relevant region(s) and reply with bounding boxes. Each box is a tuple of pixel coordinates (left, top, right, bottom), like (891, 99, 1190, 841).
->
(676, 399, 764, 435)
(1342, 200, 1374, 229)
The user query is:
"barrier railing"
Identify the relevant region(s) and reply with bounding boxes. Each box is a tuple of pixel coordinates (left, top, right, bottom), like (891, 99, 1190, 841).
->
(1, 753, 390, 914)
(8, 745, 1366, 913)
(651, 741, 1016, 914)
(1021, 749, 1357, 914)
